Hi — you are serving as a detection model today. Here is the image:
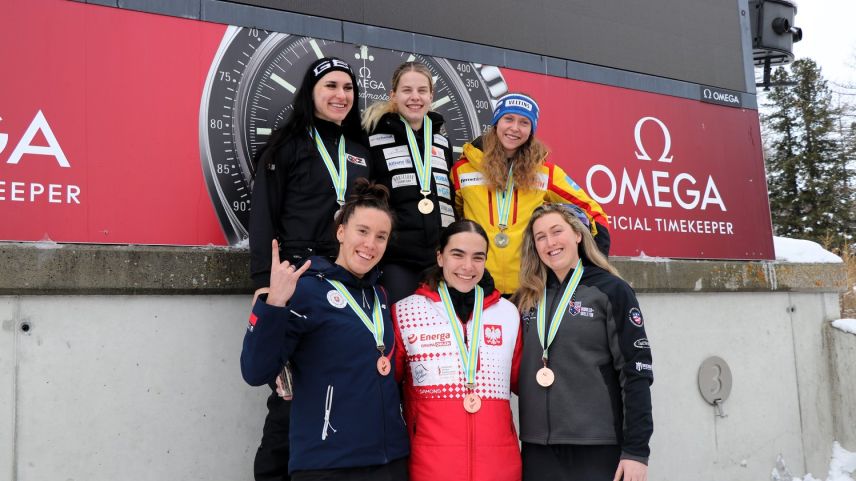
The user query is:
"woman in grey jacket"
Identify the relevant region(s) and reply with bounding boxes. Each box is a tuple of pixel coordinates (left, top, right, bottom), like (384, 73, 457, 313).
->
(512, 204, 653, 481)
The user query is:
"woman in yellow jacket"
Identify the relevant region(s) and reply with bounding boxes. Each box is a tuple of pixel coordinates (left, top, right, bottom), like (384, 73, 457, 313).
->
(450, 93, 610, 295)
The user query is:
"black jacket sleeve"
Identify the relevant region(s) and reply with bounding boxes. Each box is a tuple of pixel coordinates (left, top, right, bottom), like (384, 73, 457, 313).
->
(249, 141, 291, 290)
(606, 281, 653, 462)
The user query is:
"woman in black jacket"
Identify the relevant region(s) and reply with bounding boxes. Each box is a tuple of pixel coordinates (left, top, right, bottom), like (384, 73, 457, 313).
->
(248, 56, 372, 481)
(513, 204, 653, 481)
(362, 62, 456, 303)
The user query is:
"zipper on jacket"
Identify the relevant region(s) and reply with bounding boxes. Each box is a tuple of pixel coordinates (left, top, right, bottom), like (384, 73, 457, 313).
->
(379, 373, 389, 463)
(322, 385, 337, 440)
(468, 403, 475, 481)
(544, 277, 565, 444)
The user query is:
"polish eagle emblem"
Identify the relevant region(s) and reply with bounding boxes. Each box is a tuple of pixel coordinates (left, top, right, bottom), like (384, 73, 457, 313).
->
(484, 325, 503, 345)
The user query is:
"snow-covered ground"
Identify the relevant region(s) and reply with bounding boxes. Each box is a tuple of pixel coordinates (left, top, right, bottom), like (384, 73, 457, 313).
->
(770, 442, 856, 481)
(774, 236, 843, 263)
(832, 319, 856, 335)
(773, 443, 856, 481)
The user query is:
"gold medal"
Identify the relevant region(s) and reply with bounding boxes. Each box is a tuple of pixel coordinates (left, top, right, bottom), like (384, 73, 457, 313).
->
(494, 231, 509, 248)
(418, 197, 434, 214)
(376, 356, 391, 376)
(463, 392, 482, 413)
(536, 366, 555, 387)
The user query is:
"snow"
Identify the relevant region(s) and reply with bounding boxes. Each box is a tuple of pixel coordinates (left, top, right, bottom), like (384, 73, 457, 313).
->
(773, 236, 843, 263)
(231, 238, 250, 250)
(831, 319, 856, 335)
(773, 443, 856, 481)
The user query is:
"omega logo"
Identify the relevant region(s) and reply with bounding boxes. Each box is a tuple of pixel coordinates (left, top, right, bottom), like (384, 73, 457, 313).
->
(702, 88, 740, 105)
(586, 116, 726, 211)
(634, 116, 672, 163)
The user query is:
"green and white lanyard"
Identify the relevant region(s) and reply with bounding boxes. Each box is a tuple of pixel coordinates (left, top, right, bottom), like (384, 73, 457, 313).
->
(493, 164, 515, 247)
(400, 115, 434, 197)
(537, 259, 584, 362)
(326, 279, 385, 353)
(438, 281, 485, 388)
(313, 128, 348, 209)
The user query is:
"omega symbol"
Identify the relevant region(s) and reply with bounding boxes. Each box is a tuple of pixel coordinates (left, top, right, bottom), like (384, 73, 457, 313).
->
(634, 116, 673, 163)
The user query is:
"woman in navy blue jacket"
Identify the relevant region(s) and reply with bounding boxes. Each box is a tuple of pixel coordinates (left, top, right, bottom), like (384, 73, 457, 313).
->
(241, 179, 410, 480)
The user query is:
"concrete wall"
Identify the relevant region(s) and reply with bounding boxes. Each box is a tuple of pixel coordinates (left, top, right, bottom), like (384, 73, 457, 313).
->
(0, 294, 268, 481)
(643, 291, 841, 480)
(827, 323, 856, 451)
(0, 243, 849, 480)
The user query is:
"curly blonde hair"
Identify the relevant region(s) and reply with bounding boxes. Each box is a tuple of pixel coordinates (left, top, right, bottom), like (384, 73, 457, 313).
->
(512, 203, 619, 312)
(478, 125, 549, 191)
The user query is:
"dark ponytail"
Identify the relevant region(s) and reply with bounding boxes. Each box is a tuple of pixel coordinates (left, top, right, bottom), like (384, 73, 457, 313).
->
(335, 178, 395, 228)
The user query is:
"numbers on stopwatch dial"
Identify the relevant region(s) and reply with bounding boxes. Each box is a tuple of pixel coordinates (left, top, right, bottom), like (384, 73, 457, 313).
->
(200, 27, 506, 243)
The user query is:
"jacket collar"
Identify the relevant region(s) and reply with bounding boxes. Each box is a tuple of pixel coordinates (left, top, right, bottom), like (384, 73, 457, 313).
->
(379, 111, 446, 135)
(313, 117, 344, 139)
(461, 138, 486, 171)
(416, 284, 502, 309)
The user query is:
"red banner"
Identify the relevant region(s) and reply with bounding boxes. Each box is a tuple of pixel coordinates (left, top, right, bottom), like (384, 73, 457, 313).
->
(0, 0, 774, 259)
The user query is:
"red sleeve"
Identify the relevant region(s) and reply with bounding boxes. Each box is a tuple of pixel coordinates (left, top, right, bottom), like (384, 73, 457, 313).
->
(392, 303, 406, 384)
(510, 315, 524, 395)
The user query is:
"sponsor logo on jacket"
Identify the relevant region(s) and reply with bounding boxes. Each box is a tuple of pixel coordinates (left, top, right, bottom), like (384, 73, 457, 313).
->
(634, 338, 650, 349)
(458, 172, 485, 187)
(568, 301, 594, 317)
(347, 154, 366, 166)
(635, 362, 653, 372)
(415, 332, 452, 348)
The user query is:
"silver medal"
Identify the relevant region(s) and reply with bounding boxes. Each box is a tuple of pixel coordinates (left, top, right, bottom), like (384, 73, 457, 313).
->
(494, 232, 509, 248)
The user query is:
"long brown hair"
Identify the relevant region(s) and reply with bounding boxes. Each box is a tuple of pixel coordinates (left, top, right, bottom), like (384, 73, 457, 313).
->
(361, 62, 434, 133)
(478, 125, 548, 191)
(512, 203, 619, 312)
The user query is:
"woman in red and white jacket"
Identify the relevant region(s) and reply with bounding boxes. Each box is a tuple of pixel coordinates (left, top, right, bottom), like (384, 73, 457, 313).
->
(392, 219, 522, 481)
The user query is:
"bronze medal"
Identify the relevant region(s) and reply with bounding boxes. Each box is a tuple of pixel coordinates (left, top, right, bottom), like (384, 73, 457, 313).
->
(463, 392, 482, 413)
(418, 197, 434, 214)
(377, 356, 391, 376)
(494, 232, 509, 248)
(536, 366, 555, 387)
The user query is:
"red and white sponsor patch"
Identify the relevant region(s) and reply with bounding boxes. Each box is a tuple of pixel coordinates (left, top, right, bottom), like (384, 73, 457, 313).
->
(248, 312, 258, 331)
(346, 154, 367, 166)
(628, 307, 644, 327)
(483, 324, 503, 346)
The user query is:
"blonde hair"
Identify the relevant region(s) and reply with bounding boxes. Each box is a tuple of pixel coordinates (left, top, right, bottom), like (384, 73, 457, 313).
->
(512, 203, 619, 312)
(479, 125, 548, 191)
(362, 62, 434, 132)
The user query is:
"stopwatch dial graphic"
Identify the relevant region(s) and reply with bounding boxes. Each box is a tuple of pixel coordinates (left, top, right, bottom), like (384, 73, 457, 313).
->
(200, 26, 507, 243)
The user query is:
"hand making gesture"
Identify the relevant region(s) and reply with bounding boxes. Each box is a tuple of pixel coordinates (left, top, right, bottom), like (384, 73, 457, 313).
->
(265, 239, 312, 307)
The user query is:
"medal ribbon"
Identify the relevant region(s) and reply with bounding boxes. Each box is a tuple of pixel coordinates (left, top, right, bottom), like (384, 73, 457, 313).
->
(400, 115, 434, 196)
(496, 163, 514, 229)
(438, 281, 484, 387)
(537, 259, 584, 361)
(313, 129, 348, 207)
(326, 280, 384, 350)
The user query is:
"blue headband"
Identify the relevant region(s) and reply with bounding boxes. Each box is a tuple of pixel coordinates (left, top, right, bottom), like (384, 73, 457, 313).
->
(491, 93, 539, 134)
